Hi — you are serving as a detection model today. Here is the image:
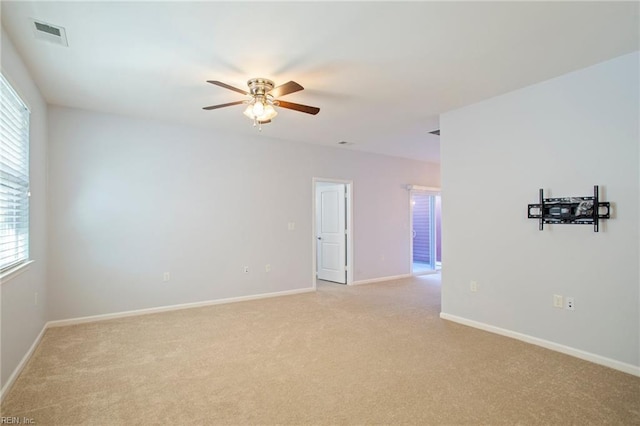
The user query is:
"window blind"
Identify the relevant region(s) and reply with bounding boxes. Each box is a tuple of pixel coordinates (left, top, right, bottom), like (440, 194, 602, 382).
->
(0, 74, 30, 273)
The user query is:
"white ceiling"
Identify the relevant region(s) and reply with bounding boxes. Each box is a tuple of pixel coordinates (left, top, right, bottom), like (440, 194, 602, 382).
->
(2, 1, 638, 163)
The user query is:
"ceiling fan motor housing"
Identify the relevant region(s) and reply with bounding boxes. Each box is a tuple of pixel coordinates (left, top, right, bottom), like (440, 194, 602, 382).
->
(248, 78, 274, 96)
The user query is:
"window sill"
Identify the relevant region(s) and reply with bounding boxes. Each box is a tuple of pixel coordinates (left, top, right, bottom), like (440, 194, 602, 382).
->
(0, 260, 35, 284)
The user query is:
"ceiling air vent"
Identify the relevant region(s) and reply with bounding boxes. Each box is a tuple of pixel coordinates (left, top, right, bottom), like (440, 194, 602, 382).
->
(429, 129, 440, 136)
(31, 19, 68, 46)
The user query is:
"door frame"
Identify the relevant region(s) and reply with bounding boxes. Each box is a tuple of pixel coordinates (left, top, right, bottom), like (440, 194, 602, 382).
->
(312, 178, 353, 289)
(408, 185, 440, 275)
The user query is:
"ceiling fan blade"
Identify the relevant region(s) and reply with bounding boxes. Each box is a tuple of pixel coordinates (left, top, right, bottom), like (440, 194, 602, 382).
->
(269, 81, 304, 98)
(207, 80, 248, 95)
(277, 100, 320, 115)
(202, 100, 245, 110)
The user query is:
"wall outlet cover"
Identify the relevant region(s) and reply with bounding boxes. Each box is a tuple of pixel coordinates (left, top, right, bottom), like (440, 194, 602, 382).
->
(553, 294, 563, 308)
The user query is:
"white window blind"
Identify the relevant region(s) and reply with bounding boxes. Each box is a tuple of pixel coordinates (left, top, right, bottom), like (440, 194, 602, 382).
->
(0, 74, 30, 273)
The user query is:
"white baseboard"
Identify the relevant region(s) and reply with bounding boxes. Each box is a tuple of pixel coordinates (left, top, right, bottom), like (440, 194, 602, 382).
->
(350, 274, 412, 286)
(0, 323, 47, 403)
(1, 287, 315, 401)
(440, 312, 640, 377)
(48, 287, 315, 328)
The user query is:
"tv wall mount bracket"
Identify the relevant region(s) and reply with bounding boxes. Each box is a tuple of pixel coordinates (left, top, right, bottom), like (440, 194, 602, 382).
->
(527, 185, 610, 232)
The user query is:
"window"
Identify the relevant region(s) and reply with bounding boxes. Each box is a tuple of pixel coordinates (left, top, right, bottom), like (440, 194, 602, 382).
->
(0, 73, 30, 273)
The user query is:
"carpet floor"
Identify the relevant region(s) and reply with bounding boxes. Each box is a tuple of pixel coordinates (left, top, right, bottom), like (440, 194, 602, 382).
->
(2, 275, 639, 425)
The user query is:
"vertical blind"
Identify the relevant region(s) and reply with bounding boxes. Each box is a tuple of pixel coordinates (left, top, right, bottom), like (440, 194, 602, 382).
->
(0, 74, 30, 273)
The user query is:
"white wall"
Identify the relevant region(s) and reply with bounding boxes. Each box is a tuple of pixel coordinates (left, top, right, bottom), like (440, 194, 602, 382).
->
(441, 52, 639, 368)
(0, 30, 49, 390)
(48, 106, 439, 320)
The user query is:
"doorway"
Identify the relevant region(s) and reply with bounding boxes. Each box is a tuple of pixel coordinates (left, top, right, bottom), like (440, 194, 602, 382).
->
(313, 179, 353, 286)
(410, 188, 441, 275)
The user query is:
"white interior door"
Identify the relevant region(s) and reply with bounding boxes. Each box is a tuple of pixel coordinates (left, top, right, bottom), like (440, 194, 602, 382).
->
(316, 184, 346, 283)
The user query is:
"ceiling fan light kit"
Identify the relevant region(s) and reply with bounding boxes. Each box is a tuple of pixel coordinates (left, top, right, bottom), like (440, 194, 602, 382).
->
(203, 78, 320, 131)
(243, 101, 277, 123)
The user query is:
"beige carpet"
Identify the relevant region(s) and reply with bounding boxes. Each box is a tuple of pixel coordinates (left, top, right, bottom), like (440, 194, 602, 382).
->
(2, 275, 639, 425)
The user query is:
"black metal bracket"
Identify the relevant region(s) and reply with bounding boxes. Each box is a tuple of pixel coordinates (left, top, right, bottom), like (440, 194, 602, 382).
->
(527, 185, 610, 232)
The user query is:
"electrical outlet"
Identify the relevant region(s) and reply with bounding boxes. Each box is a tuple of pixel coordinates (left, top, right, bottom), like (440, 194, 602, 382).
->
(288, 222, 295, 231)
(470, 281, 478, 292)
(566, 297, 575, 311)
(265, 264, 271, 272)
(243, 266, 249, 274)
(163, 272, 170, 282)
(553, 294, 563, 308)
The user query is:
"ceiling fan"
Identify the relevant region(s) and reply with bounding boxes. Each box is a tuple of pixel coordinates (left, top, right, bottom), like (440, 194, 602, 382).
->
(203, 78, 320, 130)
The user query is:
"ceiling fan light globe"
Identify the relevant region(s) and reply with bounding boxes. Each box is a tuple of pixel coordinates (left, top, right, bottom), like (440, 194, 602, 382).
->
(243, 105, 256, 119)
(259, 104, 278, 121)
(252, 101, 265, 116)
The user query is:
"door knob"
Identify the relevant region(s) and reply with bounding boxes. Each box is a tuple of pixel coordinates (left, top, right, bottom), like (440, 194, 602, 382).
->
(317, 237, 322, 240)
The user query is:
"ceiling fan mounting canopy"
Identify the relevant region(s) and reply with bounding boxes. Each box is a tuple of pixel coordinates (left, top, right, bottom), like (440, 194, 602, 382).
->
(203, 77, 320, 129)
